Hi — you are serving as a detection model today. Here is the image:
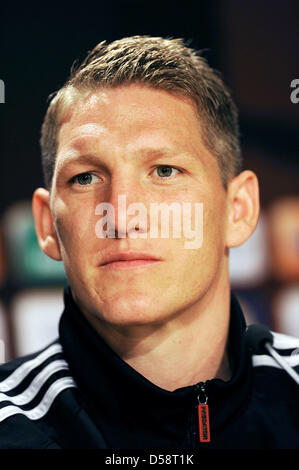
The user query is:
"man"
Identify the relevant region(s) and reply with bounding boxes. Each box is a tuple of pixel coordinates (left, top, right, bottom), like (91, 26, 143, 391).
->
(0, 36, 298, 449)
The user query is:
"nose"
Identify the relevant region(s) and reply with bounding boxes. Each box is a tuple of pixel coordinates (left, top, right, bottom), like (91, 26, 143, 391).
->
(104, 172, 149, 239)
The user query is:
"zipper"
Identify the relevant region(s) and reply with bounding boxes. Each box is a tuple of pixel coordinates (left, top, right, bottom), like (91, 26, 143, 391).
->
(195, 382, 211, 443)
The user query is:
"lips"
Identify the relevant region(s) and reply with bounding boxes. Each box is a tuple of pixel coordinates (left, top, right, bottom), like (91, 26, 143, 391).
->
(99, 251, 161, 268)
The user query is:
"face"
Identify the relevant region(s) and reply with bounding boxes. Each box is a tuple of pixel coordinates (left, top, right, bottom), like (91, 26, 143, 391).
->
(50, 84, 229, 327)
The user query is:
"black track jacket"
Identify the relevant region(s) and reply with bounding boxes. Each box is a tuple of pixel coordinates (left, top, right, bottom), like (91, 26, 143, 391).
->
(0, 287, 298, 449)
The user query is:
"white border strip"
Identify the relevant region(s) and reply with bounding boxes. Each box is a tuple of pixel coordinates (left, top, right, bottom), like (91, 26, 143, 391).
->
(272, 332, 299, 350)
(252, 353, 299, 369)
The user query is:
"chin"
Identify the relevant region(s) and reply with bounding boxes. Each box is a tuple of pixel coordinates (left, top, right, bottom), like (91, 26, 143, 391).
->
(95, 297, 167, 327)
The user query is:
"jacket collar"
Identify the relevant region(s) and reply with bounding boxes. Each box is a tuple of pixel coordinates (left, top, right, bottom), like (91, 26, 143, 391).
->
(58, 286, 252, 448)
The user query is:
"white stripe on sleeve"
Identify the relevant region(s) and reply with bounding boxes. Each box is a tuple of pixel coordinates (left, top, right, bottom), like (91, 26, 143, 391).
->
(0, 376, 76, 423)
(0, 344, 63, 393)
(0, 359, 69, 406)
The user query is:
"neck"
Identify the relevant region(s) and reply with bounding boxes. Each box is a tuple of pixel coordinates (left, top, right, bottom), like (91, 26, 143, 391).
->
(81, 266, 232, 391)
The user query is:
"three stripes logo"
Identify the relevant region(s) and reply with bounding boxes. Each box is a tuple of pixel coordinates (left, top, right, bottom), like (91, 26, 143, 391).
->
(252, 332, 299, 369)
(0, 343, 76, 423)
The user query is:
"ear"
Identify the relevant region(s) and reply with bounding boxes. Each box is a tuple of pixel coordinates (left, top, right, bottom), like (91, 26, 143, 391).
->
(225, 170, 260, 248)
(32, 188, 62, 261)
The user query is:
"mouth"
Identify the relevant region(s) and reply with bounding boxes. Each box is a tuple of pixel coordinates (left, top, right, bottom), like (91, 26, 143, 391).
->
(101, 259, 160, 270)
(99, 251, 161, 270)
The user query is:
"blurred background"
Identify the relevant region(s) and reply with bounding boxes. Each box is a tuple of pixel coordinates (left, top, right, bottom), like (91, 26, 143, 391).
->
(0, 0, 298, 361)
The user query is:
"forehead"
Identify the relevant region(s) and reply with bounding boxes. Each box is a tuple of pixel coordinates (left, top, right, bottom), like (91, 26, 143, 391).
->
(54, 84, 223, 185)
(57, 85, 203, 147)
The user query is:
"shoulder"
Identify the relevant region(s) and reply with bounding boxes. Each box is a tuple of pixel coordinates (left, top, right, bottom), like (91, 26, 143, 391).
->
(0, 341, 76, 449)
(245, 331, 299, 447)
(251, 330, 299, 371)
(250, 330, 299, 406)
(0, 341, 63, 380)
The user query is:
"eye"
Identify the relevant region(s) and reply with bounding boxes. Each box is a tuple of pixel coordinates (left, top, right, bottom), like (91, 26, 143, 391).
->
(71, 172, 101, 186)
(154, 165, 181, 178)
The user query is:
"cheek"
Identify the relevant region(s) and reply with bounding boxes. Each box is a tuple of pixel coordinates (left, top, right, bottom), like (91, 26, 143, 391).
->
(180, 197, 227, 273)
(204, 206, 226, 249)
(53, 199, 99, 253)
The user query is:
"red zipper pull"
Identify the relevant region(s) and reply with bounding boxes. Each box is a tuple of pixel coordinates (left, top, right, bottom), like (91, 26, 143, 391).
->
(197, 383, 211, 443)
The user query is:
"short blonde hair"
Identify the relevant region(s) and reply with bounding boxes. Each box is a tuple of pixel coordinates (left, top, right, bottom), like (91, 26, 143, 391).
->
(40, 35, 241, 189)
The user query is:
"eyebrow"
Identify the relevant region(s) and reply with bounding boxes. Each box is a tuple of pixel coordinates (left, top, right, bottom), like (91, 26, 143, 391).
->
(55, 153, 104, 177)
(57, 153, 103, 168)
(55, 147, 202, 176)
(138, 148, 200, 162)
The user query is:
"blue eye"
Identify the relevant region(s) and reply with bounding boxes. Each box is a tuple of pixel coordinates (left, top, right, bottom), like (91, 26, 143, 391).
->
(156, 166, 179, 178)
(72, 173, 100, 185)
